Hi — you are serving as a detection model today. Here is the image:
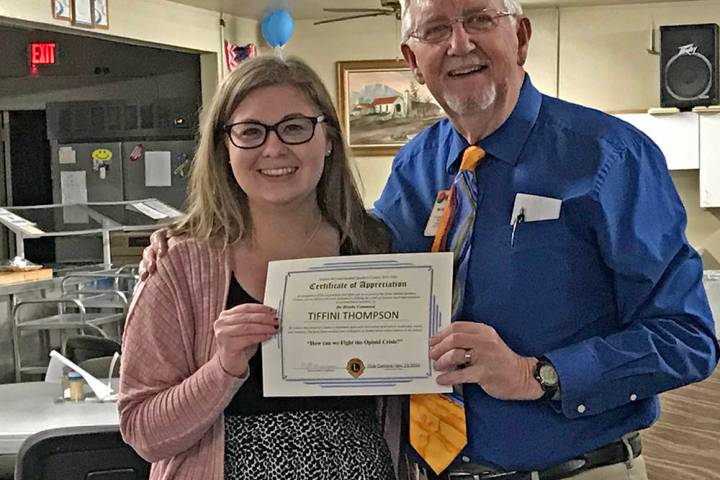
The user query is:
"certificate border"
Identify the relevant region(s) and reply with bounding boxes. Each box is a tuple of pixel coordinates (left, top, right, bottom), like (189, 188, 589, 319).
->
(276, 259, 443, 389)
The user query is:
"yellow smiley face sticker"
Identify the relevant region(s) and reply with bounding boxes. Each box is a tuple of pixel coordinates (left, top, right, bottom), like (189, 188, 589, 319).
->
(92, 148, 113, 162)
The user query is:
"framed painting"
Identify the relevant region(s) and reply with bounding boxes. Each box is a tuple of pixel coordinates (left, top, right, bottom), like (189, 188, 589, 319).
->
(52, 0, 71, 20)
(336, 59, 444, 157)
(93, 0, 109, 29)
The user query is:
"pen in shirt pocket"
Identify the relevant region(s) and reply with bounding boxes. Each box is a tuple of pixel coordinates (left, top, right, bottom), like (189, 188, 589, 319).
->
(510, 208, 525, 247)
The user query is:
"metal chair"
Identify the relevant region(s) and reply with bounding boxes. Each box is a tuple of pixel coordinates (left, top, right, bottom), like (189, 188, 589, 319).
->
(11, 272, 136, 381)
(64, 335, 121, 364)
(14, 425, 150, 480)
(60, 271, 138, 305)
(65, 335, 122, 378)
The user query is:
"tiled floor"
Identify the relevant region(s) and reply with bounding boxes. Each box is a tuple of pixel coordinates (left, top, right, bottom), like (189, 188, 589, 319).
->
(642, 366, 720, 479)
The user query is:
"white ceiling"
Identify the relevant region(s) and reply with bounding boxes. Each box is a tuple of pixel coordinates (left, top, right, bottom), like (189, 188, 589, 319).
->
(165, 0, 688, 20)
(165, 0, 384, 21)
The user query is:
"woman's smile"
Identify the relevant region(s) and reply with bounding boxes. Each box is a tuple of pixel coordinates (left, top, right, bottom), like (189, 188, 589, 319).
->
(258, 166, 299, 178)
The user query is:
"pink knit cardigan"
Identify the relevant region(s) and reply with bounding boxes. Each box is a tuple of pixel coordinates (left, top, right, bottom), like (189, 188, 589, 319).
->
(119, 237, 403, 480)
(119, 238, 244, 480)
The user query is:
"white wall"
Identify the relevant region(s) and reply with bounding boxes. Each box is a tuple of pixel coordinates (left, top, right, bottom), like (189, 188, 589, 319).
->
(0, 0, 220, 50)
(558, 0, 720, 111)
(555, 0, 720, 252)
(286, 17, 402, 207)
(523, 8, 559, 96)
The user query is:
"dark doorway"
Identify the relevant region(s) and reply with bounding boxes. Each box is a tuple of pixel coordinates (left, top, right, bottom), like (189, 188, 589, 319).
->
(9, 110, 55, 263)
(0, 112, 8, 260)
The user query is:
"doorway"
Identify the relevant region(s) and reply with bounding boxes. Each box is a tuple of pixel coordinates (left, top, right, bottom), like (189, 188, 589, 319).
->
(8, 110, 55, 263)
(0, 112, 8, 260)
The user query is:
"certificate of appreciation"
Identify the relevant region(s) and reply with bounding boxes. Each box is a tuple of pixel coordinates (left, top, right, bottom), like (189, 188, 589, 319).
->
(262, 252, 453, 397)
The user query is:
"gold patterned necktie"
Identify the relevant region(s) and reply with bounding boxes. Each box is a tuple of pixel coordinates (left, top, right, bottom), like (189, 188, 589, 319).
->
(409, 145, 485, 475)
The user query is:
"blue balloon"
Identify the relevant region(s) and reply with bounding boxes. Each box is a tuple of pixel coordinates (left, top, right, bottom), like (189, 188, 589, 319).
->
(261, 10, 295, 48)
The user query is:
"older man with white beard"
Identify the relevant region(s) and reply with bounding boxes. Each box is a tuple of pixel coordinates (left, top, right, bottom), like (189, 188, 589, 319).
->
(372, 0, 719, 479)
(139, 0, 718, 478)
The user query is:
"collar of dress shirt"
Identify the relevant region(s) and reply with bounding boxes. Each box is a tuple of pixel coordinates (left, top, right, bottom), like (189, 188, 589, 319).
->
(445, 73, 542, 172)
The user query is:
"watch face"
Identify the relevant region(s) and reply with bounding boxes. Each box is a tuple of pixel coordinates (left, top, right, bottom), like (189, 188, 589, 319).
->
(539, 364, 559, 387)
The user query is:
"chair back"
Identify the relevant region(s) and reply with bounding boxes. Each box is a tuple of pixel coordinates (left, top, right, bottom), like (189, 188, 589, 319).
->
(65, 336, 121, 364)
(14, 425, 150, 480)
(79, 355, 121, 378)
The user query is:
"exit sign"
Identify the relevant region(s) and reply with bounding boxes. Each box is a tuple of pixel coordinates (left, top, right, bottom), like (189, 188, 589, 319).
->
(29, 42, 57, 65)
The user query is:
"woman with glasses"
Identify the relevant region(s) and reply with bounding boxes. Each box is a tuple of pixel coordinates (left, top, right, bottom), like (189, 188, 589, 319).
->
(118, 55, 394, 480)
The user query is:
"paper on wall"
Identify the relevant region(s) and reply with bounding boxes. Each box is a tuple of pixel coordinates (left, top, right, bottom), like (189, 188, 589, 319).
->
(60, 170, 88, 224)
(58, 146, 76, 164)
(145, 151, 172, 187)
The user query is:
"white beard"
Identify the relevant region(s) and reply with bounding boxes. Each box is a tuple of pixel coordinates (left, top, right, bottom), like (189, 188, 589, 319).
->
(444, 83, 497, 115)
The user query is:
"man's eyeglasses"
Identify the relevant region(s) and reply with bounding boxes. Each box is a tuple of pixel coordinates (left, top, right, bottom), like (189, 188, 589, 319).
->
(223, 115, 325, 149)
(410, 9, 516, 43)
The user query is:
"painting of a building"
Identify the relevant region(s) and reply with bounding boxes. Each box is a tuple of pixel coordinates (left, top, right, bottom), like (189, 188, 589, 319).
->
(371, 95, 405, 115)
(339, 60, 446, 154)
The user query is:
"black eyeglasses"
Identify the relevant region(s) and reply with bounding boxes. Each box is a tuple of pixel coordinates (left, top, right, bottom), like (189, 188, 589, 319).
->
(223, 115, 325, 149)
(410, 9, 516, 43)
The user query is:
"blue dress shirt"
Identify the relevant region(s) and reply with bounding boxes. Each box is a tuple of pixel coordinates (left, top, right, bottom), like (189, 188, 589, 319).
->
(373, 75, 719, 471)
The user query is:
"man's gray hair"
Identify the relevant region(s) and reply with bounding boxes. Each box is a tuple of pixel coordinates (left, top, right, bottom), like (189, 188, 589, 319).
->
(400, 0, 523, 42)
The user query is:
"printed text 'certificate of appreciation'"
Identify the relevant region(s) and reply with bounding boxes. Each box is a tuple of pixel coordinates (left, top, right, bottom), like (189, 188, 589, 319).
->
(262, 252, 453, 397)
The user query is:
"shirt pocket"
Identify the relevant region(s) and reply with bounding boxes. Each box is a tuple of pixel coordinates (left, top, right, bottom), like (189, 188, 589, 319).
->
(495, 219, 571, 292)
(469, 220, 574, 348)
(511, 218, 569, 252)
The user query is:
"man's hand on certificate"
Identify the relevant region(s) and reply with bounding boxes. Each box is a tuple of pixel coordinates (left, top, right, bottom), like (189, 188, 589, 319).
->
(430, 322, 544, 401)
(214, 304, 279, 378)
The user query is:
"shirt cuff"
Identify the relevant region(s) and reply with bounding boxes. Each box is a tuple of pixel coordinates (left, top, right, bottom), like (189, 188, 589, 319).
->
(545, 343, 606, 419)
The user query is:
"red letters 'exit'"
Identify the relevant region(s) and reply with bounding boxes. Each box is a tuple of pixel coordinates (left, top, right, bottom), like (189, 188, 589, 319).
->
(30, 42, 57, 65)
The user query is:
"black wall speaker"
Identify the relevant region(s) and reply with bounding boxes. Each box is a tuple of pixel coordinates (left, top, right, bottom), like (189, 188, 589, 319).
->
(660, 23, 719, 109)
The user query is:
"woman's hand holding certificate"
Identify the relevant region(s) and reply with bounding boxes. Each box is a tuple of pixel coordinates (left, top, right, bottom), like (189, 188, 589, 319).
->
(215, 303, 279, 378)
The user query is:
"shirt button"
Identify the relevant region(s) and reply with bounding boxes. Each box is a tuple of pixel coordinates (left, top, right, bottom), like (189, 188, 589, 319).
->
(630, 393, 638, 401)
(577, 404, 587, 414)
(462, 456, 471, 463)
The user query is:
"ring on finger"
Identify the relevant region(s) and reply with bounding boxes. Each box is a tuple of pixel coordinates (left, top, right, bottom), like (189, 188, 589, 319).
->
(462, 349, 473, 367)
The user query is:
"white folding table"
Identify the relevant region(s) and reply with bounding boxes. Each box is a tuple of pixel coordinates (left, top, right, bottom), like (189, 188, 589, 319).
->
(0, 381, 118, 455)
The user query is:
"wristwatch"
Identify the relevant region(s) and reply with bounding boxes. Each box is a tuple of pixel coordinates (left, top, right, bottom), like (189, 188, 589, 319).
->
(533, 357, 560, 401)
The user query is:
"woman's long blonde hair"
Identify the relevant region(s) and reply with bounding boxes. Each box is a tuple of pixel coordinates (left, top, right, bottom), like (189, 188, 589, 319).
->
(174, 55, 388, 254)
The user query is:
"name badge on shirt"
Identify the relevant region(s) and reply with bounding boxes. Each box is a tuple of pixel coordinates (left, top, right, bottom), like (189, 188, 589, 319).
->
(509, 193, 562, 225)
(424, 190, 450, 237)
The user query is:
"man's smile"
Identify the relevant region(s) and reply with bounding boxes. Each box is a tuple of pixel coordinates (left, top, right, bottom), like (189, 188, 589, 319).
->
(447, 65, 488, 77)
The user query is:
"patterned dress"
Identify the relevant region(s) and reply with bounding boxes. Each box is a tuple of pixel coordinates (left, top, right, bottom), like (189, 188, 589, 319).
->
(223, 276, 395, 480)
